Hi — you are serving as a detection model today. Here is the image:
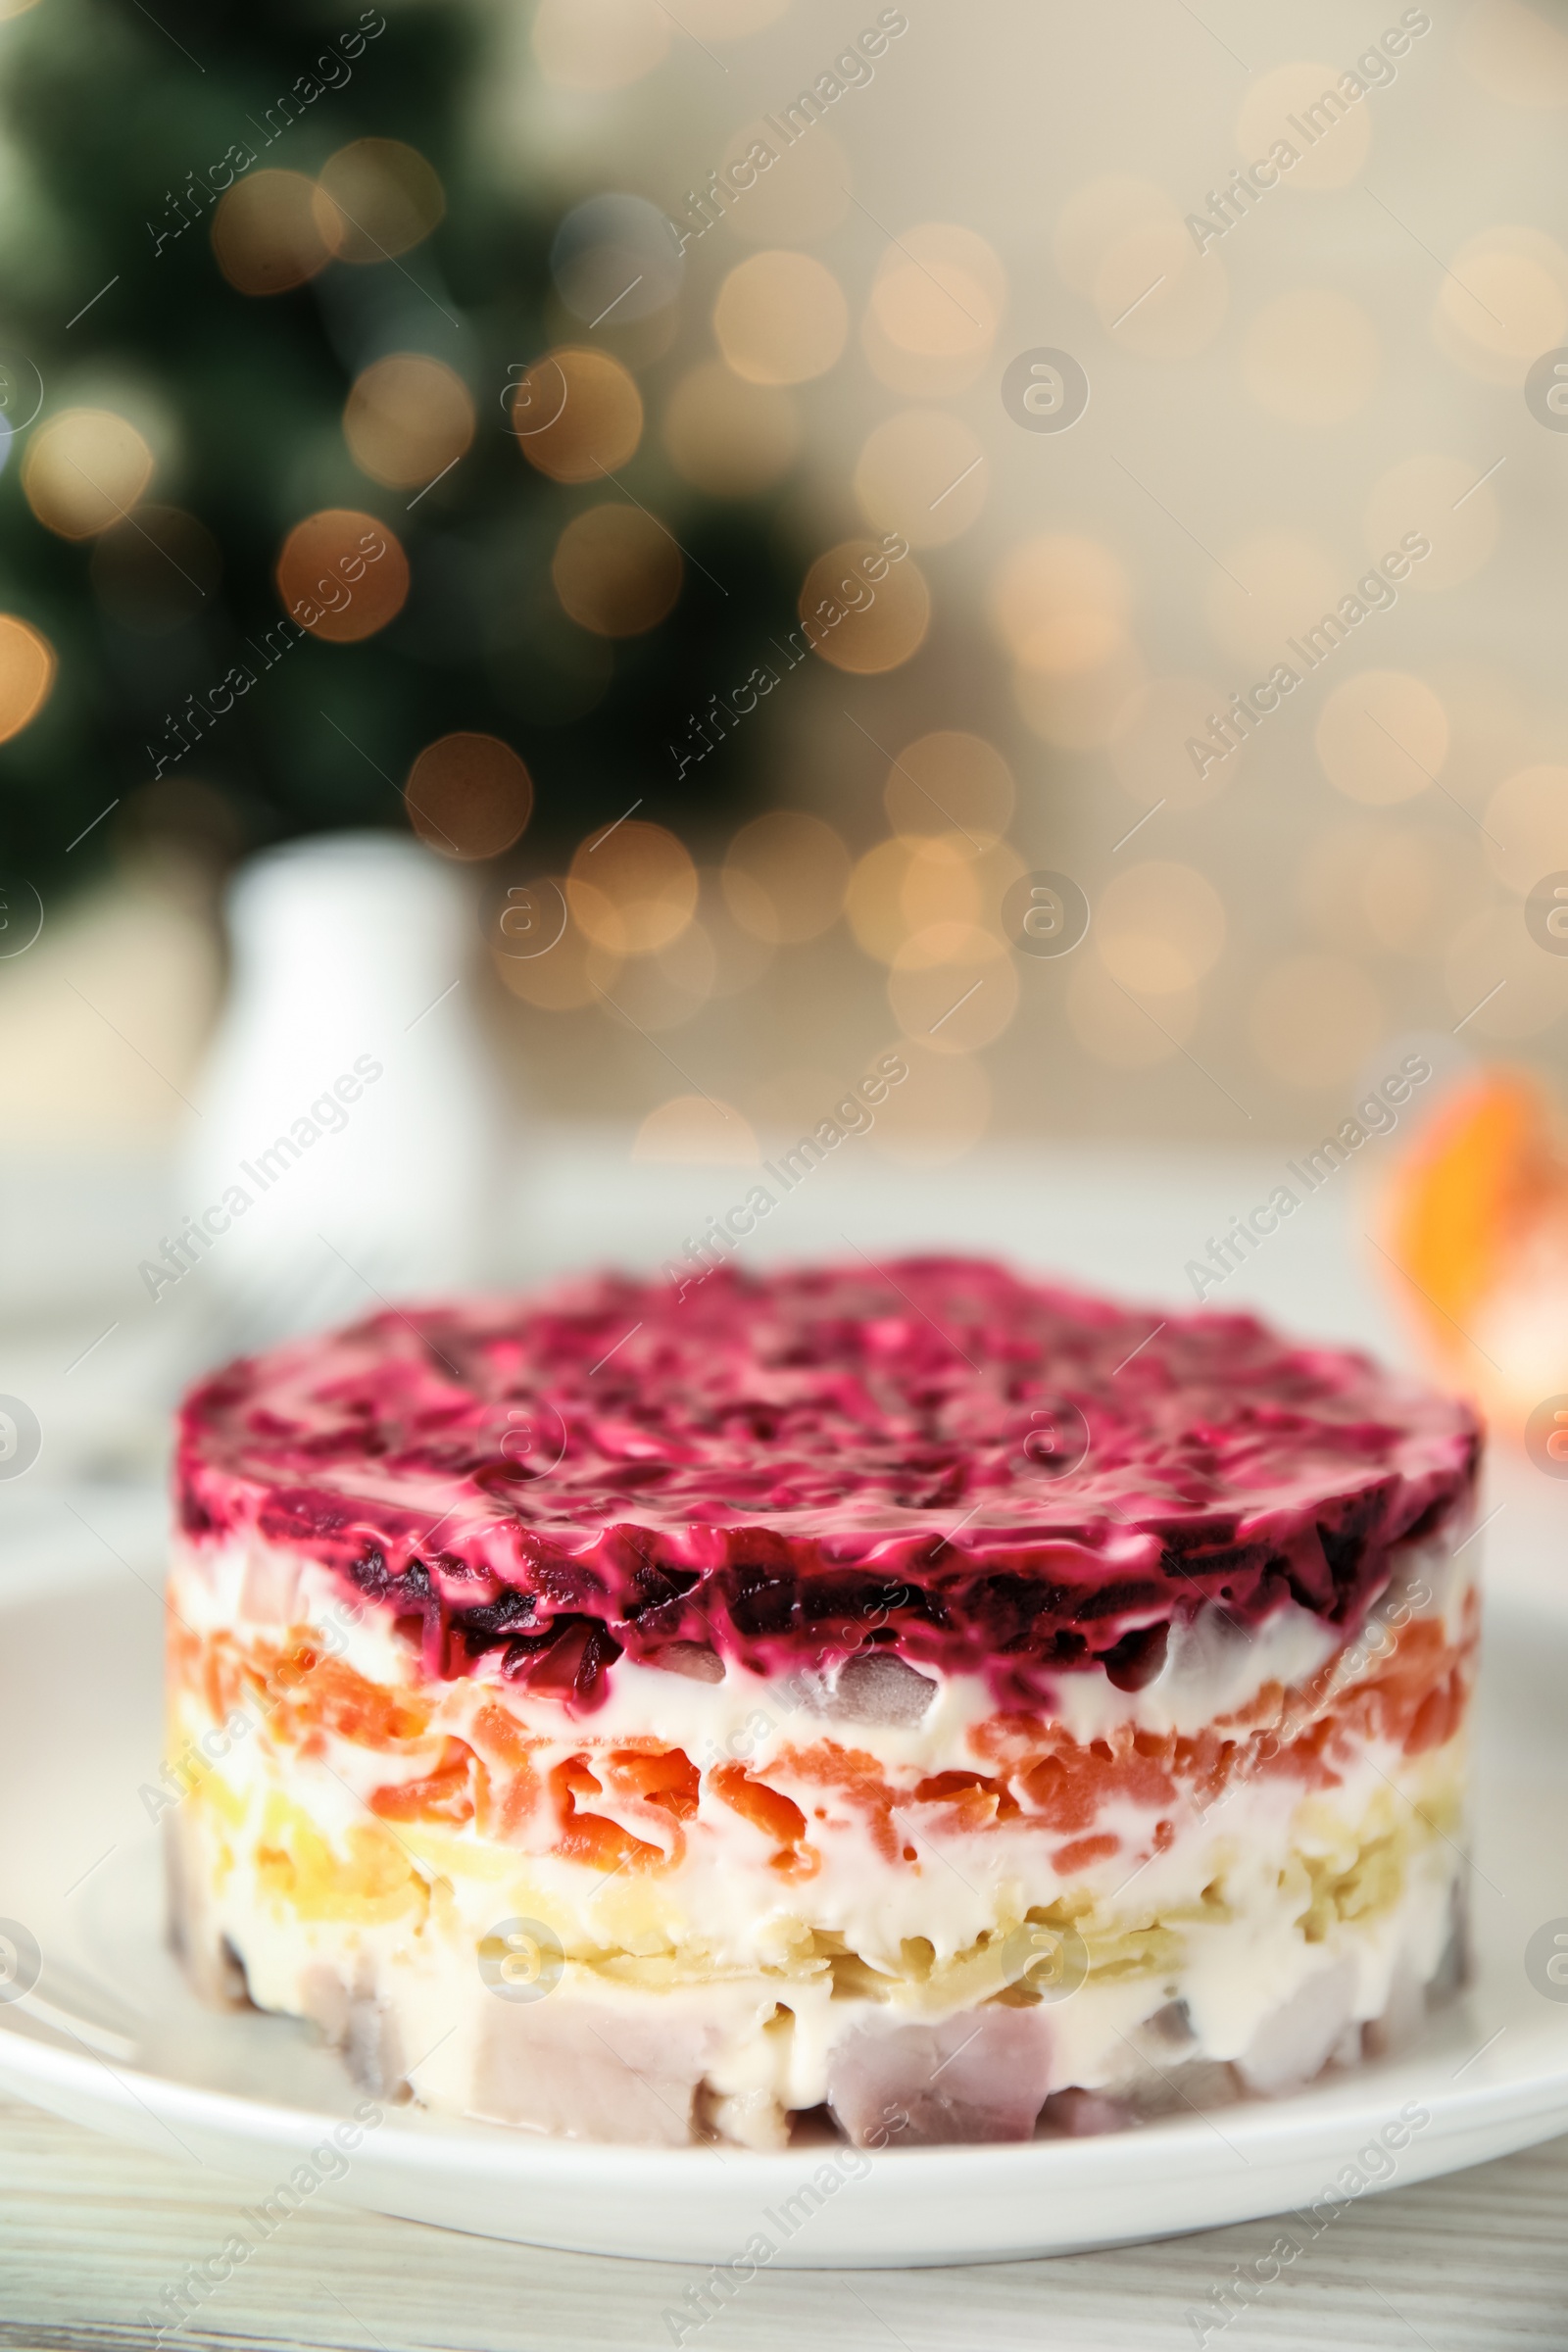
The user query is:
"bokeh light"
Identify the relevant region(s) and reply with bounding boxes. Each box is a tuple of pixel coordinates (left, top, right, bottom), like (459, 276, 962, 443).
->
(495, 888, 619, 1010)
(867, 223, 1004, 361)
(513, 347, 643, 482)
(212, 172, 329, 294)
(662, 362, 800, 495)
(275, 509, 410, 642)
(23, 409, 154, 539)
(888, 926, 1017, 1054)
(316, 139, 445, 264)
(1457, 0, 1568, 108)
(532, 0, 667, 89)
(1431, 225, 1568, 384)
(798, 539, 929, 673)
(1014, 643, 1147, 750)
(714, 251, 848, 384)
(552, 504, 682, 636)
(1297, 821, 1476, 958)
(404, 733, 532, 861)
(883, 731, 1014, 840)
(567, 818, 698, 955)
(89, 505, 220, 632)
(854, 410, 986, 548)
(1096, 861, 1226, 994)
(1242, 289, 1380, 424)
(344, 355, 474, 490)
(0, 614, 55, 742)
(1249, 955, 1383, 1087)
(989, 535, 1129, 672)
(591, 917, 717, 1031)
(1483, 764, 1568, 895)
(721, 810, 850, 943)
(1315, 671, 1449, 805)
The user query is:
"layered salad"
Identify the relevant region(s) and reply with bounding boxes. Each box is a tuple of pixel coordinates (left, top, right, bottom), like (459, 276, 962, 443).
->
(166, 1257, 1481, 2147)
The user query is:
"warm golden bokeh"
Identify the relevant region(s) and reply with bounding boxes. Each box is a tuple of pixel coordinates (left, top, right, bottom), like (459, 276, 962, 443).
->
(1014, 642, 1147, 751)
(1298, 821, 1475, 959)
(1242, 289, 1381, 424)
(316, 140, 445, 264)
(0, 614, 55, 743)
(662, 363, 800, 496)
(1315, 671, 1449, 805)
(1431, 225, 1568, 385)
(404, 733, 533, 861)
(1483, 763, 1568, 896)
(713, 250, 849, 384)
(900, 834, 1023, 946)
(854, 409, 987, 548)
(989, 535, 1130, 671)
(551, 504, 682, 637)
(799, 539, 928, 673)
(212, 172, 330, 295)
(343, 355, 474, 490)
(867, 222, 1004, 360)
(1096, 861, 1226, 996)
(532, 0, 667, 89)
(567, 818, 699, 956)
(888, 926, 1018, 1055)
(883, 731, 1014, 840)
(275, 510, 409, 642)
(495, 890, 619, 1010)
(721, 810, 850, 944)
(23, 409, 154, 539)
(1458, 0, 1568, 105)
(514, 348, 643, 483)
(1069, 956, 1199, 1069)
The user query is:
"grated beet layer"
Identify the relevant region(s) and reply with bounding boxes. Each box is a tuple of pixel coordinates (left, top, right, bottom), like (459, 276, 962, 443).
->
(176, 1257, 1480, 1709)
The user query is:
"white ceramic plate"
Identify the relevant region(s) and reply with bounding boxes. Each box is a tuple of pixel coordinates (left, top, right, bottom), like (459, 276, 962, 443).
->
(3, 1508, 1567, 2271)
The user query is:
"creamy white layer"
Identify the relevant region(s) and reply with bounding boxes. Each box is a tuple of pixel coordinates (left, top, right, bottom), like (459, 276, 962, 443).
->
(164, 1526, 1473, 2145)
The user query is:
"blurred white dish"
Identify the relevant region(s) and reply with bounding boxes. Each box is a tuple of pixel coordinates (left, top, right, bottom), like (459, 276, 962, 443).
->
(177, 831, 500, 1352)
(1, 1536, 1565, 2269)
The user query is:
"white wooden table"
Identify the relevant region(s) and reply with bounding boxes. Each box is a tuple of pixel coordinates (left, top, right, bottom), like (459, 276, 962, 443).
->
(2, 2091, 1565, 2349)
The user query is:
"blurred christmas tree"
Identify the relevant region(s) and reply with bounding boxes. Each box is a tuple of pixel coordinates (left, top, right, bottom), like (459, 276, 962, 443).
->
(0, 0, 798, 893)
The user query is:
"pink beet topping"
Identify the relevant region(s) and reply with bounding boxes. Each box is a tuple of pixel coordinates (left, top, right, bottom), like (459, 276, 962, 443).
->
(176, 1257, 1480, 1710)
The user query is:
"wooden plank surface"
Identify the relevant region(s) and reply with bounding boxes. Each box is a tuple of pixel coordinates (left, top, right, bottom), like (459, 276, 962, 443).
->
(1, 2094, 1564, 2351)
